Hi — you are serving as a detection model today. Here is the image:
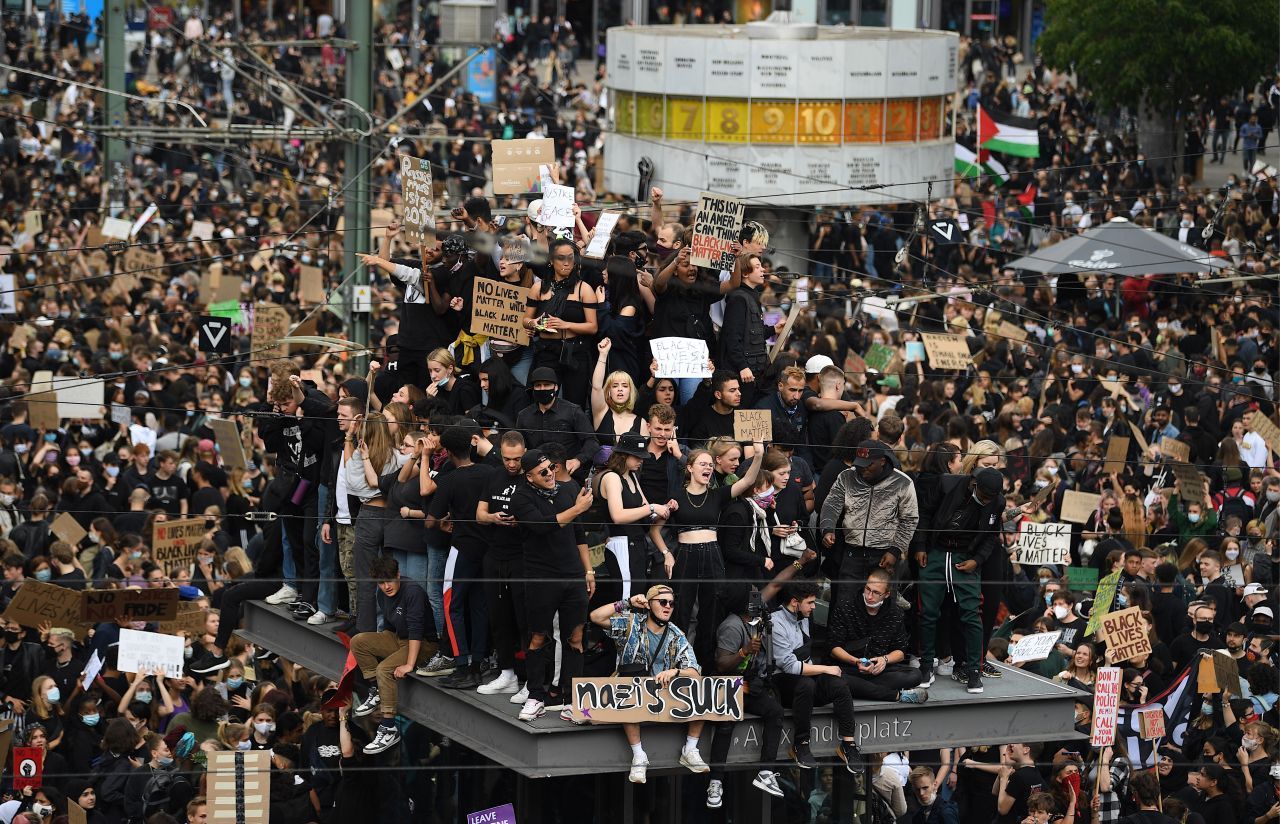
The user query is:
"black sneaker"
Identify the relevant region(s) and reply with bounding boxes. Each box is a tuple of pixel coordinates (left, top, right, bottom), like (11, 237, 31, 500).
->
(790, 741, 818, 769)
(836, 741, 863, 775)
(437, 666, 481, 690)
(950, 666, 969, 687)
(981, 660, 1002, 679)
(918, 662, 935, 689)
(967, 668, 984, 694)
(290, 602, 317, 620)
(189, 653, 230, 675)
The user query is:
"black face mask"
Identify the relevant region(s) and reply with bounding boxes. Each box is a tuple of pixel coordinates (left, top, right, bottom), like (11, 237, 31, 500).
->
(3, 630, 19, 644)
(531, 388, 556, 406)
(1194, 620, 1214, 635)
(649, 612, 669, 627)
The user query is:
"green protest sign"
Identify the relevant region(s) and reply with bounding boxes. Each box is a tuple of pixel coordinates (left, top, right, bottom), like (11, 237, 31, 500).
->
(1085, 570, 1122, 637)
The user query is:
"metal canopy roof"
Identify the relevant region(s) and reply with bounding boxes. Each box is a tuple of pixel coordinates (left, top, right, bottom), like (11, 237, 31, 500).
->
(241, 602, 1083, 779)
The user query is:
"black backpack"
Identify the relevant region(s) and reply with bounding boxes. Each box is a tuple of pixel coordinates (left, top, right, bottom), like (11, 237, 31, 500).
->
(142, 770, 175, 816)
(1219, 486, 1252, 524)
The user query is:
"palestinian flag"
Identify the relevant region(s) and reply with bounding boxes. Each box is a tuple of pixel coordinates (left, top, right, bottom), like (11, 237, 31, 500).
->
(982, 154, 1009, 185)
(978, 104, 1040, 158)
(955, 143, 982, 178)
(1015, 182, 1037, 220)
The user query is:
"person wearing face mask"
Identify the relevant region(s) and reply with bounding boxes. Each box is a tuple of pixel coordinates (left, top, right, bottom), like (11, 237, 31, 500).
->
(515, 368, 599, 484)
(248, 705, 277, 749)
(121, 732, 189, 823)
(0, 622, 43, 715)
(828, 568, 929, 704)
(1170, 604, 1225, 672)
(417, 348, 481, 418)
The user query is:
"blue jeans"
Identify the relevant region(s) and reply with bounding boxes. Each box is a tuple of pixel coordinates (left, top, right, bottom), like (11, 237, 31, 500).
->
(315, 485, 338, 615)
(392, 548, 429, 593)
(509, 347, 534, 386)
(281, 524, 296, 582)
(426, 544, 448, 647)
(677, 377, 701, 405)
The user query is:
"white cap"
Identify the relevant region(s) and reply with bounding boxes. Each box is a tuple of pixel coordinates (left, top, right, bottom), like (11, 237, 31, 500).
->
(805, 354, 836, 374)
(1254, 606, 1275, 619)
(1243, 583, 1270, 598)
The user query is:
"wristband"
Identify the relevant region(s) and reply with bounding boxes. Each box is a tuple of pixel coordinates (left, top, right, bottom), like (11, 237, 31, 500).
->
(615, 599, 627, 614)
(792, 560, 803, 570)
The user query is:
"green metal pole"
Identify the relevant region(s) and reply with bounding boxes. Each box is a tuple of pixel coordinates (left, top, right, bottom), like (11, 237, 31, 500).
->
(102, 0, 127, 182)
(343, 2, 373, 376)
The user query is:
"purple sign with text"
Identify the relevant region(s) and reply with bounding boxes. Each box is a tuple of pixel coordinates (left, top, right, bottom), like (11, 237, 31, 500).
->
(467, 804, 516, 824)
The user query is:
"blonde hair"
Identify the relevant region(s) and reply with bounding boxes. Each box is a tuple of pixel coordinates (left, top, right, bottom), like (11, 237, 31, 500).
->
(427, 348, 456, 372)
(360, 413, 395, 472)
(707, 437, 742, 463)
(603, 371, 637, 413)
(960, 439, 1003, 475)
(216, 721, 249, 749)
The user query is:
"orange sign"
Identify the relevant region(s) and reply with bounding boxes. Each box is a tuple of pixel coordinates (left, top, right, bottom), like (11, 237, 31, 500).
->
(918, 96, 944, 140)
(750, 100, 796, 144)
(797, 101, 842, 144)
(885, 98, 919, 142)
(665, 97, 705, 140)
(705, 98, 749, 143)
(844, 100, 884, 143)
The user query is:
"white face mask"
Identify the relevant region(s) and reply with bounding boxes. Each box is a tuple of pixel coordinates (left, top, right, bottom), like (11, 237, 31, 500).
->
(1053, 605, 1072, 621)
(1226, 549, 1240, 561)
(1243, 736, 1260, 751)
(1070, 364, 1084, 374)
(1168, 383, 1182, 394)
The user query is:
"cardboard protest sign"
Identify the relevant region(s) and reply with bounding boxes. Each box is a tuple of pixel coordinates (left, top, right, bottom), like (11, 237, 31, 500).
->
(1172, 462, 1206, 505)
(399, 154, 434, 245)
(81, 588, 180, 623)
(1248, 412, 1280, 456)
(1009, 630, 1062, 664)
(651, 337, 712, 379)
(1099, 606, 1152, 663)
(1103, 436, 1130, 475)
(921, 333, 970, 370)
(1090, 667, 1123, 747)
(1159, 436, 1190, 463)
(209, 418, 246, 470)
(1010, 521, 1070, 567)
(569, 676, 743, 723)
(118, 627, 185, 678)
(13, 746, 42, 791)
(470, 278, 530, 345)
(862, 343, 900, 375)
(1059, 490, 1101, 524)
(1066, 566, 1099, 591)
(0, 721, 12, 768)
(733, 410, 773, 443)
(466, 804, 516, 824)
(491, 138, 555, 195)
(769, 302, 802, 361)
(537, 183, 576, 229)
(23, 210, 41, 235)
(251, 303, 290, 363)
(843, 349, 868, 385)
(689, 192, 746, 270)
(1196, 650, 1240, 696)
(52, 376, 104, 420)
(2, 579, 83, 635)
(582, 211, 620, 259)
(1030, 477, 1059, 508)
(50, 511, 87, 546)
(1085, 570, 1122, 637)
(159, 602, 210, 636)
(209, 750, 271, 824)
(298, 265, 326, 304)
(1138, 707, 1166, 740)
(996, 320, 1028, 343)
(124, 246, 165, 278)
(151, 517, 209, 568)
(69, 801, 87, 824)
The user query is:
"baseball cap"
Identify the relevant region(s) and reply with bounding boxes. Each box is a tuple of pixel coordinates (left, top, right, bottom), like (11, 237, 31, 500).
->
(520, 449, 548, 473)
(851, 439, 891, 468)
(1253, 606, 1275, 620)
(1243, 583, 1269, 598)
(645, 584, 674, 602)
(805, 354, 835, 374)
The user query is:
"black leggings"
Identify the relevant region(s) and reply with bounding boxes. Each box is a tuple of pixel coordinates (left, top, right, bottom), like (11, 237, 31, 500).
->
(772, 672, 856, 743)
(671, 541, 725, 669)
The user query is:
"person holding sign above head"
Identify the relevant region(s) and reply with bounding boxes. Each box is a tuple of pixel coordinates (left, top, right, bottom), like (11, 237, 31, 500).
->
(650, 246, 740, 406)
(521, 237, 598, 408)
(588, 584, 708, 784)
(651, 441, 763, 668)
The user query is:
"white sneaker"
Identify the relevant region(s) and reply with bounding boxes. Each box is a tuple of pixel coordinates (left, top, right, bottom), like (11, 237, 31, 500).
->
(753, 770, 784, 798)
(477, 671, 520, 695)
(306, 610, 330, 625)
(517, 698, 545, 722)
(936, 657, 955, 677)
(353, 688, 381, 718)
(362, 723, 400, 754)
(265, 585, 299, 605)
(628, 755, 649, 784)
(509, 685, 529, 705)
(706, 779, 723, 809)
(680, 748, 710, 774)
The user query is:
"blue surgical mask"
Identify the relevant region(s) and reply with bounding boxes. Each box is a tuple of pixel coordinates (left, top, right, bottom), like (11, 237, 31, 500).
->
(239, 376, 252, 388)
(106, 466, 120, 478)
(1200, 701, 1213, 717)
(158, 755, 174, 767)
(436, 377, 450, 388)
(1188, 513, 1201, 524)
(109, 351, 124, 361)
(1116, 592, 1129, 608)
(1044, 593, 1053, 605)
(46, 686, 60, 704)
(227, 676, 244, 690)
(236, 739, 251, 750)
(44, 433, 57, 443)
(130, 550, 143, 560)
(136, 691, 153, 704)
(34, 569, 52, 582)
(82, 713, 100, 727)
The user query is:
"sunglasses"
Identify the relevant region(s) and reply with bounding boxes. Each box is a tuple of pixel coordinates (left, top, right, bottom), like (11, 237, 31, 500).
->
(651, 598, 675, 607)
(534, 466, 554, 477)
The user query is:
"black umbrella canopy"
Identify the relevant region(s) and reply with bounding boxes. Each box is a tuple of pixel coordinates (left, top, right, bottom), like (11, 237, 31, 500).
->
(1007, 218, 1231, 276)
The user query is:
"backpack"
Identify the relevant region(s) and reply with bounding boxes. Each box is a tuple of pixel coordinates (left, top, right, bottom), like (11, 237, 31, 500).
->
(1219, 486, 1252, 524)
(142, 770, 175, 816)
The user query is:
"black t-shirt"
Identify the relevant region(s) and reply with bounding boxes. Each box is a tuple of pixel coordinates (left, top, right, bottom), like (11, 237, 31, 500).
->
(144, 472, 188, 514)
(997, 765, 1045, 824)
(670, 485, 734, 531)
(483, 470, 525, 562)
(427, 463, 497, 555)
(510, 481, 586, 576)
(638, 450, 678, 506)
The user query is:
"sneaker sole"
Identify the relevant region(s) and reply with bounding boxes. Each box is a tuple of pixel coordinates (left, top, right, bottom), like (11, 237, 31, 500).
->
(706, 800, 722, 809)
(518, 709, 546, 722)
(477, 684, 519, 695)
(509, 693, 529, 705)
(789, 747, 815, 769)
(679, 756, 710, 774)
(353, 706, 378, 718)
(190, 661, 231, 674)
(364, 738, 399, 754)
(967, 687, 984, 694)
(919, 674, 935, 688)
(418, 667, 456, 677)
(628, 772, 647, 784)
(752, 776, 784, 797)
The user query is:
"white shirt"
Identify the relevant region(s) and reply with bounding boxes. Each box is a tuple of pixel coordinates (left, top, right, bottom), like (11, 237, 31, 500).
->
(1238, 432, 1269, 469)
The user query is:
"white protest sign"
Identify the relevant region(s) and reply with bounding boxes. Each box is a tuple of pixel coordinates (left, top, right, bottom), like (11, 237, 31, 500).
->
(583, 211, 621, 259)
(101, 217, 132, 240)
(118, 628, 185, 678)
(1090, 666, 1123, 747)
(1009, 630, 1062, 664)
(80, 649, 103, 692)
(651, 337, 712, 379)
(1011, 521, 1071, 567)
(689, 191, 745, 270)
(0, 275, 16, 315)
(537, 183, 576, 229)
(190, 220, 215, 241)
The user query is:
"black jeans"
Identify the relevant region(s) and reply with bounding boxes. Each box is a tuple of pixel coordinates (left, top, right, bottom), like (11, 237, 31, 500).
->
(772, 672, 856, 742)
(840, 663, 923, 701)
(484, 554, 527, 672)
(709, 683, 786, 778)
(671, 541, 725, 669)
(214, 577, 280, 651)
(524, 579, 587, 703)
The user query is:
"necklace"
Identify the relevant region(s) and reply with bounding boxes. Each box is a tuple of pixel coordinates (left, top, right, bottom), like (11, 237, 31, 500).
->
(686, 486, 709, 508)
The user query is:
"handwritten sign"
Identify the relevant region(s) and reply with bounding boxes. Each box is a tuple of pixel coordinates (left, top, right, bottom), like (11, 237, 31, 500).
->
(118, 628, 185, 678)
(467, 804, 516, 824)
(1009, 630, 1062, 664)
(689, 192, 745, 270)
(23, 210, 41, 235)
(470, 278, 530, 345)
(582, 211, 620, 259)
(569, 676, 743, 723)
(81, 588, 180, 623)
(1011, 521, 1071, 567)
(1099, 606, 1151, 663)
(124, 246, 165, 278)
(399, 155, 434, 245)
(491, 138, 555, 195)
(536, 182, 576, 229)
(1171, 462, 1205, 505)
(190, 220, 214, 241)
(101, 216, 132, 240)
(151, 517, 209, 568)
(1103, 436, 1130, 475)
(51, 511, 87, 546)
(251, 303, 290, 364)
(921, 333, 970, 370)
(1085, 570, 1122, 637)
(1159, 437, 1190, 463)
(208, 418, 246, 470)
(1059, 490, 1101, 524)
(1138, 707, 1166, 740)
(209, 750, 271, 824)
(158, 602, 210, 636)
(1091, 668, 1123, 747)
(863, 343, 899, 375)
(1, 579, 83, 635)
(733, 410, 773, 443)
(1248, 412, 1280, 457)
(651, 337, 712, 379)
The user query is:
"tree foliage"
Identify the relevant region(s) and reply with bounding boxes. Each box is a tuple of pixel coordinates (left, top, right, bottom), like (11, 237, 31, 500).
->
(1037, 0, 1279, 115)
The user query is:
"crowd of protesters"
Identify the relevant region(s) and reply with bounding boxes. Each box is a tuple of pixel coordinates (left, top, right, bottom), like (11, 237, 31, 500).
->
(0, 3, 1275, 823)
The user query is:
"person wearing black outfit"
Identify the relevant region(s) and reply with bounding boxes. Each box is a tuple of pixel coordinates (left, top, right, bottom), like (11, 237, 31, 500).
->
(0, 618, 44, 714)
(473, 431, 528, 697)
(681, 371, 741, 446)
(650, 245, 740, 405)
(598, 432, 667, 605)
(515, 367, 599, 484)
(719, 253, 770, 406)
(508, 448, 594, 722)
(1169, 603, 1224, 672)
(520, 238, 599, 407)
(827, 568, 928, 704)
